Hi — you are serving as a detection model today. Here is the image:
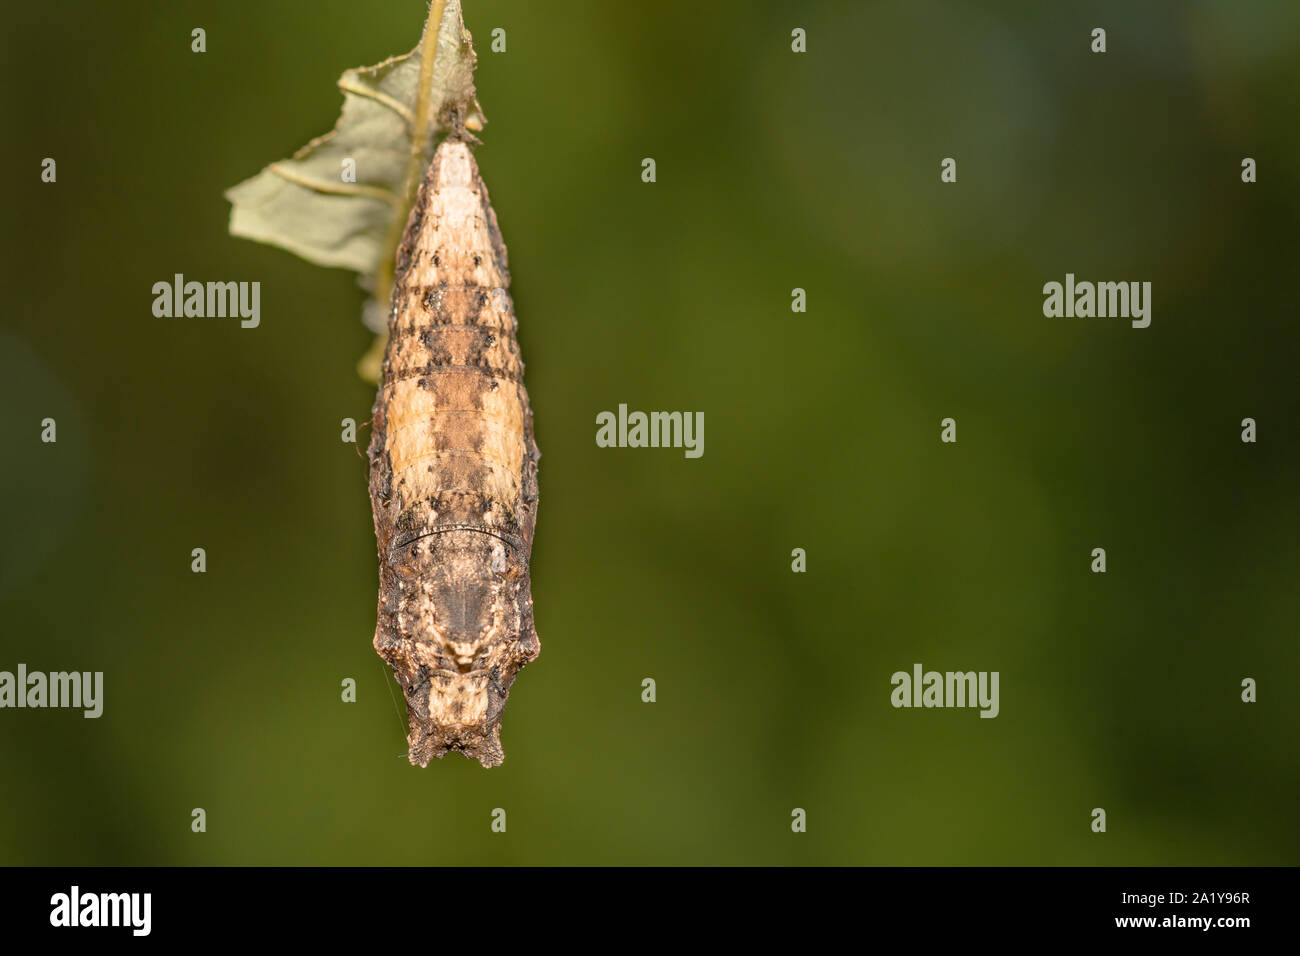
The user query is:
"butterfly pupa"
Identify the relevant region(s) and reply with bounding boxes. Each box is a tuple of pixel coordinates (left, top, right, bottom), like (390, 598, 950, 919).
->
(367, 137, 540, 768)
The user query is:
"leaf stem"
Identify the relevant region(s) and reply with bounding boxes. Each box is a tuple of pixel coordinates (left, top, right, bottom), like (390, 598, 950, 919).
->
(408, 0, 448, 200)
(361, 1, 449, 382)
(269, 163, 400, 204)
(378, 1, 447, 304)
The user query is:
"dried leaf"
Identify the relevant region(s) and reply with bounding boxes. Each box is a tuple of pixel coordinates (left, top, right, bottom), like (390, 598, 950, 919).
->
(224, 0, 485, 360)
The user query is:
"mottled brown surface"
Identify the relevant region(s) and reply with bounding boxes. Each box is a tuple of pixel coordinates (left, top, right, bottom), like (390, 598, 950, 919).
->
(367, 139, 539, 768)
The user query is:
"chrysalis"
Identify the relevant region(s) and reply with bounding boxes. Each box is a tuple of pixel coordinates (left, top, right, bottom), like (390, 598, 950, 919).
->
(367, 137, 540, 768)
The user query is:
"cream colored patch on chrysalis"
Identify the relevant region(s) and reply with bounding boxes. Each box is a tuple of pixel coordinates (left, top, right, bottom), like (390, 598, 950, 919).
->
(384, 376, 527, 505)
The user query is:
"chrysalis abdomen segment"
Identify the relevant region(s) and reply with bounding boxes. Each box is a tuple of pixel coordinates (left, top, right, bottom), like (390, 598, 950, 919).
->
(368, 140, 539, 768)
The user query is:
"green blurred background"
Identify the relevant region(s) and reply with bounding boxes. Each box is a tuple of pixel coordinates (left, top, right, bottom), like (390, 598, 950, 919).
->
(2, 0, 1298, 865)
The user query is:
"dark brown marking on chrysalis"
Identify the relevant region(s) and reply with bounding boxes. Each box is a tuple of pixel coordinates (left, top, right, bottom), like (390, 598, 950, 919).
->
(367, 139, 540, 769)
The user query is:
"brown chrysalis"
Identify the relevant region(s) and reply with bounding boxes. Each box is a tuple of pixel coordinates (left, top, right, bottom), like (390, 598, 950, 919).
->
(367, 137, 540, 768)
